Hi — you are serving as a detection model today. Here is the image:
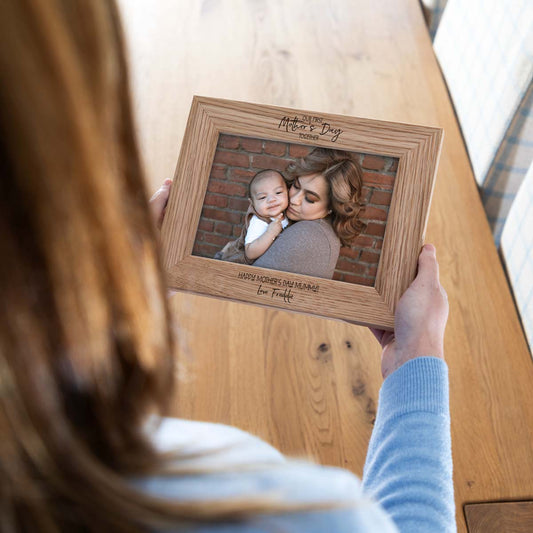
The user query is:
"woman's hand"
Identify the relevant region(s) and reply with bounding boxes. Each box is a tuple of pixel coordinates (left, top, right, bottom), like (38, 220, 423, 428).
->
(149, 179, 172, 230)
(370, 244, 449, 379)
(149, 179, 177, 297)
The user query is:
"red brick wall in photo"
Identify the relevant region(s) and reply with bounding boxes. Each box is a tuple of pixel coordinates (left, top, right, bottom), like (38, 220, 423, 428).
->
(193, 134, 397, 286)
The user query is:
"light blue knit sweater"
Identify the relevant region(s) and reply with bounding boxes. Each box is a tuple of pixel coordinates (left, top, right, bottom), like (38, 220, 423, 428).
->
(134, 357, 455, 532)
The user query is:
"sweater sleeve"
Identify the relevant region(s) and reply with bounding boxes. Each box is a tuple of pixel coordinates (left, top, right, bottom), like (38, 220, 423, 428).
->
(362, 357, 456, 532)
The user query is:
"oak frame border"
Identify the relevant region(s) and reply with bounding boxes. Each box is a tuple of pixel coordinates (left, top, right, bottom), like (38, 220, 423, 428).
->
(161, 96, 443, 330)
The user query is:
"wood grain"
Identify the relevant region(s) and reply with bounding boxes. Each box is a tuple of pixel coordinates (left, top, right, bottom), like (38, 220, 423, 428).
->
(168, 292, 382, 472)
(160, 96, 442, 329)
(118, 1, 533, 531)
(464, 501, 533, 533)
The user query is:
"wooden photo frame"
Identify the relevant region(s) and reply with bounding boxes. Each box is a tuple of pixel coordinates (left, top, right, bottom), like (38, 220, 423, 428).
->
(161, 96, 443, 330)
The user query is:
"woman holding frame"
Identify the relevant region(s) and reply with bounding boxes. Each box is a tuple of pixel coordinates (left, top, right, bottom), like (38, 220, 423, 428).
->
(0, 1, 454, 532)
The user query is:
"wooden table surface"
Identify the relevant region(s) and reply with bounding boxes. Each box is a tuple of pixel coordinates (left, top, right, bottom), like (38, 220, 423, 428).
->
(118, 1, 533, 531)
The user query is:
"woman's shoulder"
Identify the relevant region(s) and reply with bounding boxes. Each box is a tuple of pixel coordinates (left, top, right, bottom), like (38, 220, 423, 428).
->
(145, 416, 285, 466)
(288, 217, 334, 232)
(285, 218, 339, 246)
(140, 417, 362, 500)
(134, 418, 397, 532)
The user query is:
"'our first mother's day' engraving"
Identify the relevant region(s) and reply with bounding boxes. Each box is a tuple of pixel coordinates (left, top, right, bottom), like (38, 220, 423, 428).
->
(278, 116, 344, 143)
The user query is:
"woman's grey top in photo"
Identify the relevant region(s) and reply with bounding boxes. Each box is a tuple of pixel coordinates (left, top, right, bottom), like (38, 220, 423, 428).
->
(253, 218, 341, 279)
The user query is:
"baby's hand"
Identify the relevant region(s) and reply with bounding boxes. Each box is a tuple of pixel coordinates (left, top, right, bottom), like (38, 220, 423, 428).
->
(267, 214, 284, 237)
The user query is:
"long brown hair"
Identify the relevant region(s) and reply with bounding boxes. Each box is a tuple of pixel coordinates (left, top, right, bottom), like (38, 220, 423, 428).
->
(287, 148, 366, 246)
(0, 0, 176, 528)
(0, 1, 341, 531)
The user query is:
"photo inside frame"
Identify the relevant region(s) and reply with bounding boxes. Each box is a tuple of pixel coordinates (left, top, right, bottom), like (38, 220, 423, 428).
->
(192, 133, 398, 286)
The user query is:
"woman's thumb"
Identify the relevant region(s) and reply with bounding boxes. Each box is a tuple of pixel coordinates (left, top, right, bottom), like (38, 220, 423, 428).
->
(417, 244, 439, 281)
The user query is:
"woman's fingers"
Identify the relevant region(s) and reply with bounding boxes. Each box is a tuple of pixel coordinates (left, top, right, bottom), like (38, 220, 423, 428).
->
(369, 327, 385, 344)
(416, 243, 440, 283)
(369, 327, 395, 349)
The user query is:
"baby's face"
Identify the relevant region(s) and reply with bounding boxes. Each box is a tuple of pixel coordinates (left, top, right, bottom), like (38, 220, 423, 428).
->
(250, 174, 289, 218)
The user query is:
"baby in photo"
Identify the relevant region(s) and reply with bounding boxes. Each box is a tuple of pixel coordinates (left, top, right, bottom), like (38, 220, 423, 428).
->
(213, 169, 289, 264)
(245, 169, 289, 260)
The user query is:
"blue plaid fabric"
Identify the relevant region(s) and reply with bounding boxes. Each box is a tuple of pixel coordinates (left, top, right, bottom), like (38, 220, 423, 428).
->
(483, 84, 533, 244)
(433, 0, 533, 241)
(430, 0, 533, 353)
(501, 162, 533, 355)
(420, 0, 449, 40)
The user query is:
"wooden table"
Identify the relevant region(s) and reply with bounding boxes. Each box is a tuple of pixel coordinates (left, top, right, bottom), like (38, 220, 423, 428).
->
(119, 1, 533, 531)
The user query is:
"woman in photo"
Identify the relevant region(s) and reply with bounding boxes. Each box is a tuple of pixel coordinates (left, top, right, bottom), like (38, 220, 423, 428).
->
(253, 147, 366, 279)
